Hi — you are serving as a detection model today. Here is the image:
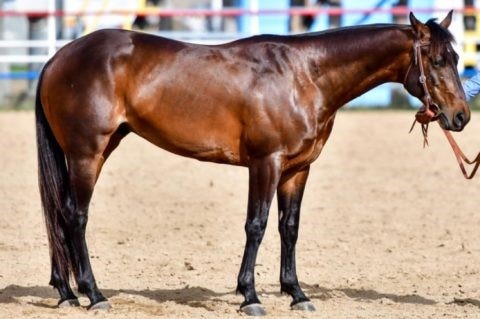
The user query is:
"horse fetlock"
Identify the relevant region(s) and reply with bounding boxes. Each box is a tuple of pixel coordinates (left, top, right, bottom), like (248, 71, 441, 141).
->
(280, 277, 300, 293)
(50, 277, 77, 302)
(281, 281, 310, 305)
(237, 283, 261, 307)
(237, 286, 258, 299)
(76, 280, 91, 294)
(76, 279, 105, 303)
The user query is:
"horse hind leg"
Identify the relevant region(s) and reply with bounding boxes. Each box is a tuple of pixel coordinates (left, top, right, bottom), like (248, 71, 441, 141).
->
(63, 126, 129, 309)
(61, 153, 108, 309)
(49, 228, 80, 307)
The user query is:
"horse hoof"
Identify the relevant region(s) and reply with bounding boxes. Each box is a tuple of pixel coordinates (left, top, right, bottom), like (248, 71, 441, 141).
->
(291, 301, 316, 312)
(240, 303, 266, 316)
(88, 300, 111, 311)
(58, 299, 80, 307)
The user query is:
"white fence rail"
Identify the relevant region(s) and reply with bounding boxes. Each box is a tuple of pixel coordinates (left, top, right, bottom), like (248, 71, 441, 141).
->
(0, 40, 69, 63)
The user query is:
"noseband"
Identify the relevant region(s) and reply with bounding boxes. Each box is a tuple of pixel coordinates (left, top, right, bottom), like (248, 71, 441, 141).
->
(405, 40, 480, 179)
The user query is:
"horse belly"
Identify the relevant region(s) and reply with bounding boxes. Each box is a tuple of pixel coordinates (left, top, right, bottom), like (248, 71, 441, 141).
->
(127, 102, 244, 165)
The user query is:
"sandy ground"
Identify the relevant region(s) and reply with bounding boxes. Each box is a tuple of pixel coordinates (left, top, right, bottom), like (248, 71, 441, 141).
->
(2, 110, 480, 318)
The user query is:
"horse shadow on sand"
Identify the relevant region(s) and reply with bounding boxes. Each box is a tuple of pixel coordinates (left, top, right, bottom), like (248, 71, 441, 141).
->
(1, 283, 479, 311)
(0, 284, 235, 311)
(302, 283, 480, 308)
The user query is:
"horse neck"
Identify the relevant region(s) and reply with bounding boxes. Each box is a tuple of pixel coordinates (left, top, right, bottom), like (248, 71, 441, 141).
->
(303, 26, 413, 110)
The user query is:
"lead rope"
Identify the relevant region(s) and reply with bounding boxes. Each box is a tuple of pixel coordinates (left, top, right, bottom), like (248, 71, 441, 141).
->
(441, 127, 480, 179)
(411, 113, 480, 179)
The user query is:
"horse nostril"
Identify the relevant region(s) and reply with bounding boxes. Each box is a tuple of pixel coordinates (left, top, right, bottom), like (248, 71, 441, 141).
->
(454, 111, 465, 129)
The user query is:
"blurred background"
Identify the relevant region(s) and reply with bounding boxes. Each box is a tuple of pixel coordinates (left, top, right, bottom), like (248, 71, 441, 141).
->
(0, 0, 479, 109)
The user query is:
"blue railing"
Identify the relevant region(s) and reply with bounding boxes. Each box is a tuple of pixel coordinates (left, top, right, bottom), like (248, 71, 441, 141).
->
(0, 71, 40, 80)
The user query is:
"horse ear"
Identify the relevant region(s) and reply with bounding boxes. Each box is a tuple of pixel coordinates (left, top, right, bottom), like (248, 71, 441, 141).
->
(440, 10, 453, 29)
(409, 12, 430, 40)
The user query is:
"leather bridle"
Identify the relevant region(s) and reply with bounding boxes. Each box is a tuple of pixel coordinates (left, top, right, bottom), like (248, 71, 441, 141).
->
(405, 40, 439, 146)
(405, 40, 480, 179)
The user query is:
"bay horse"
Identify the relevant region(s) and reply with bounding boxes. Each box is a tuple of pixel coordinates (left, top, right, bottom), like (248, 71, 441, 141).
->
(36, 11, 468, 316)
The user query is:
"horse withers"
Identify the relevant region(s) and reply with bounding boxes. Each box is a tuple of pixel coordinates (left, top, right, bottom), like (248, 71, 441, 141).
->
(35, 11, 468, 316)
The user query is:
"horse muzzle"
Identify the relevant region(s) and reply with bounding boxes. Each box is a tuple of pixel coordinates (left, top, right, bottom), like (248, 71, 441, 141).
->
(416, 104, 469, 132)
(438, 109, 469, 132)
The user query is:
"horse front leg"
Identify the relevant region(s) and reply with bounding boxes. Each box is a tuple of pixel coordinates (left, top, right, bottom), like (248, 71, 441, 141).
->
(237, 155, 282, 316)
(277, 166, 315, 311)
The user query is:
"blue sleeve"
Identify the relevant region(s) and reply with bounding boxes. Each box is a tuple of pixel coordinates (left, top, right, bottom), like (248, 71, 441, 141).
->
(464, 72, 480, 101)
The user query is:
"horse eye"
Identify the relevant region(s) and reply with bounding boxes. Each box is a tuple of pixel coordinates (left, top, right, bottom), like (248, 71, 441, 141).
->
(432, 58, 445, 68)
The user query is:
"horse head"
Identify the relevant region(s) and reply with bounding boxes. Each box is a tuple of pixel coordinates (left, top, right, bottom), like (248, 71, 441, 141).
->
(404, 10, 470, 132)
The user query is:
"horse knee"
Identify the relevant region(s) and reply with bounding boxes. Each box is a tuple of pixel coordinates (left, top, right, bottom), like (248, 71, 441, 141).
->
(279, 221, 299, 243)
(245, 218, 267, 242)
(281, 276, 300, 293)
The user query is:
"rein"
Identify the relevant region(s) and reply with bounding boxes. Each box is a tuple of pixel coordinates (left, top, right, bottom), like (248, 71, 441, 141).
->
(406, 40, 480, 179)
(442, 129, 480, 179)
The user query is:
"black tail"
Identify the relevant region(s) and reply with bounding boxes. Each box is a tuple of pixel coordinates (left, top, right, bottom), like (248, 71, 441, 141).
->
(35, 65, 73, 284)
